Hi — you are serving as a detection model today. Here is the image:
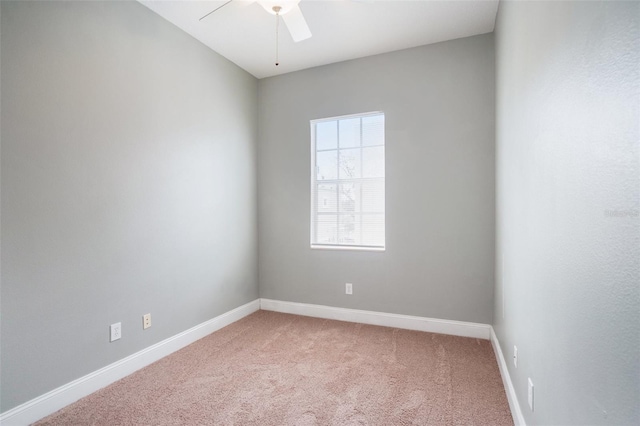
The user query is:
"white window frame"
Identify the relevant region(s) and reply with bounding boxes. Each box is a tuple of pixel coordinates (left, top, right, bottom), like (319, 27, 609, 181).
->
(310, 111, 385, 251)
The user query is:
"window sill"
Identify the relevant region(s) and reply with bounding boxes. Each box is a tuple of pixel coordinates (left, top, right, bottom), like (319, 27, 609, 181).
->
(310, 244, 385, 252)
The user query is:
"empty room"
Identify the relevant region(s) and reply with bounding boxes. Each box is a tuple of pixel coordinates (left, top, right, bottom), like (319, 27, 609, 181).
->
(1, 0, 638, 425)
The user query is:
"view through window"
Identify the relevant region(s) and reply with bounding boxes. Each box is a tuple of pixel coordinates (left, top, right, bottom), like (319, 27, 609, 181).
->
(310, 112, 385, 250)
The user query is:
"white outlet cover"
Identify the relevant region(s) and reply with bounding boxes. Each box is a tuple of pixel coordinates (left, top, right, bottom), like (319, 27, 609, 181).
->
(143, 313, 151, 329)
(110, 322, 121, 342)
(528, 377, 534, 411)
(345, 283, 353, 295)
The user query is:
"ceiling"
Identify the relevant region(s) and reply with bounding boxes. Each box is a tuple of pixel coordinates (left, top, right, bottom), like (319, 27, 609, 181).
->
(139, 0, 499, 79)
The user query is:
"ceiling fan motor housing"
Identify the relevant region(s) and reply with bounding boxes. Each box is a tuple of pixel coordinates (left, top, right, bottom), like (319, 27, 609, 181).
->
(259, 1, 300, 16)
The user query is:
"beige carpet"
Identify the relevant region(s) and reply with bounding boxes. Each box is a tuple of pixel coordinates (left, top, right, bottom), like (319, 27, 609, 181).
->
(36, 310, 513, 425)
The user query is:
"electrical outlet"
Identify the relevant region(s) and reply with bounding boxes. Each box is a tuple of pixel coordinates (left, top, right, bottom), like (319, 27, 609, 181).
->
(528, 378, 534, 411)
(513, 345, 518, 368)
(110, 322, 121, 342)
(143, 313, 151, 329)
(345, 283, 353, 295)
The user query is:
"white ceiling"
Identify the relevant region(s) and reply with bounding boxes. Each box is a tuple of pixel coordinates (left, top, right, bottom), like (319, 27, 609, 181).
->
(139, 0, 499, 79)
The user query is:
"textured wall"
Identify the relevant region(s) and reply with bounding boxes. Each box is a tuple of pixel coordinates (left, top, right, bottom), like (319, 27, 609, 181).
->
(494, 1, 639, 424)
(1, 1, 258, 412)
(258, 34, 496, 324)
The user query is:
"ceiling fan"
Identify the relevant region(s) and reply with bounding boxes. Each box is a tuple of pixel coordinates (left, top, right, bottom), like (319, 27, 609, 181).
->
(199, 0, 312, 43)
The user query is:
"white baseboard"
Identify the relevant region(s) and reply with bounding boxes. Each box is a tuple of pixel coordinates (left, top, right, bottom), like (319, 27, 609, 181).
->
(1, 299, 521, 426)
(490, 327, 526, 426)
(0, 299, 261, 426)
(260, 299, 491, 340)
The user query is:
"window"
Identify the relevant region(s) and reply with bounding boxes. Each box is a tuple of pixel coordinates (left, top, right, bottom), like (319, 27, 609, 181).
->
(310, 112, 385, 250)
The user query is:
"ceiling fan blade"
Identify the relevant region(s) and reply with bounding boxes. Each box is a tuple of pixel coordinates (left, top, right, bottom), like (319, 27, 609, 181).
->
(282, 4, 312, 42)
(199, 0, 255, 21)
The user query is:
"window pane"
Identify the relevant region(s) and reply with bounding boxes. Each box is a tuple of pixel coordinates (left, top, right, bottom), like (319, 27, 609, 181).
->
(362, 146, 385, 178)
(361, 214, 385, 246)
(338, 148, 361, 179)
(316, 121, 337, 150)
(316, 150, 338, 180)
(311, 112, 385, 249)
(339, 182, 361, 213)
(362, 114, 384, 147)
(338, 214, 360, 245)
(362, 180, 384, 213)
(339, 118, 360, 148)
(316, 215, 337, 244)
(317, 183, 337, 212)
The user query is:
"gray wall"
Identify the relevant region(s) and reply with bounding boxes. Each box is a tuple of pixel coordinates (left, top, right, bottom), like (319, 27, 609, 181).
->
(258, 34, 495, 323)
(494, 1, 639, 425)
(1, 1, 258, 412)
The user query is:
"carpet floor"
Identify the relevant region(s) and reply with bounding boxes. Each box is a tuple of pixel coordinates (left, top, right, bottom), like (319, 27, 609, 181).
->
(35, 310, 513, 425)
